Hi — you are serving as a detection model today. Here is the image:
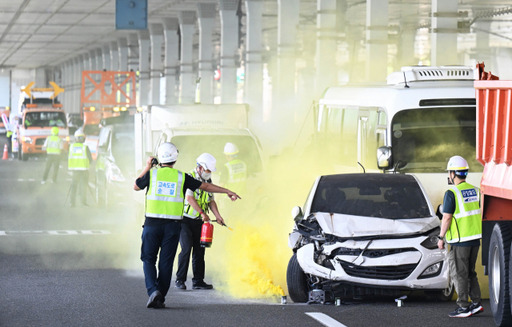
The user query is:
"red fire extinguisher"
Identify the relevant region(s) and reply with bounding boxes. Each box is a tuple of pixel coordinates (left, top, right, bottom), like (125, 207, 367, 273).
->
(200, 222, 214, 248)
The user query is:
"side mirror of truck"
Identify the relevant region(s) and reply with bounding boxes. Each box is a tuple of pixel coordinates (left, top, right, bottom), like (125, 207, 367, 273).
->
(377, 146, 393, 170)
(291, 206, 304, 222)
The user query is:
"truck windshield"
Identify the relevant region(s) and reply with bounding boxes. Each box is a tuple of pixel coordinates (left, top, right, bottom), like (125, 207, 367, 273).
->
(25, 111, 67, 128)
(391, 107, 482, 172)
(171, 135, 263, 176)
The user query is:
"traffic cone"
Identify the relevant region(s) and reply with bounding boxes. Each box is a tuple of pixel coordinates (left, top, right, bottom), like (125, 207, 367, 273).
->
(2, 144, 8, 160)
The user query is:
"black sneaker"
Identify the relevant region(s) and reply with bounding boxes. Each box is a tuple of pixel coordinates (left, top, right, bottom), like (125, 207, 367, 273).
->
(469, 302, 484, 315)
(192, 281, 213, 290)
(175, 280, 186, 290)
(449, 306, 472, 318)
(146, 290, 165, 309)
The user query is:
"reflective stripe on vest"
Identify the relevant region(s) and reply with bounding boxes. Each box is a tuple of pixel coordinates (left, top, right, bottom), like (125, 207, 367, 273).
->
(145, 168, 185, 220)
(446, 182, 482, 243)
(68, 143, 89, 170)
(184, 170, 211, 219)
(46, 135, 61, 155)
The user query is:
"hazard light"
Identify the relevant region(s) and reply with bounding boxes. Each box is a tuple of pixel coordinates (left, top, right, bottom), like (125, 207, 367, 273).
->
(52, 104, 62, 108)
(26, 104, 38, 108)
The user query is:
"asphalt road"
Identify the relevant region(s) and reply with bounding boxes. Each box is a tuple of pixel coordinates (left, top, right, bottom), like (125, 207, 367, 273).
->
(0, 135, 497, 327)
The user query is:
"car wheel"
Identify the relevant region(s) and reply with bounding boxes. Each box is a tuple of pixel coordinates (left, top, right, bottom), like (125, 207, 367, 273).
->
(287, 253, 310, 303)
(489, 224, 512, 327)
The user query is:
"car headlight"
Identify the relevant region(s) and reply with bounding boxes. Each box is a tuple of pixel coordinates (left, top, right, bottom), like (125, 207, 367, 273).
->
(419, 261, 443, 279)
(420, 229, 441, 249)
(23, 136, 32, 143)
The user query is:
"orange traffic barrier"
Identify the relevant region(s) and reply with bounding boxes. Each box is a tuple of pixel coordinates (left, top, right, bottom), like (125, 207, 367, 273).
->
(2, 144, 7, 160)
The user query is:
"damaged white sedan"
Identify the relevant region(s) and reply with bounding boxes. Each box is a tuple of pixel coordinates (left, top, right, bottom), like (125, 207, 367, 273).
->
(287, 173, 453, 303)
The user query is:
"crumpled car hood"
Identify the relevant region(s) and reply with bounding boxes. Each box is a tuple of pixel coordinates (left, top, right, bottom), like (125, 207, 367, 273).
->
(314, 212, 439, 238)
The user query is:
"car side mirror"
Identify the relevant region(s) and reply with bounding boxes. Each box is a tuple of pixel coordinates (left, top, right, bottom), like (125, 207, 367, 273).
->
(436, 204, 443, 220)
(292, 206, 303, 222)
(377, 146, 393, 170)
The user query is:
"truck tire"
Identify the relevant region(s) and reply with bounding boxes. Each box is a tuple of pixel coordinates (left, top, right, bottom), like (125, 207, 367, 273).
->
(286, 253, 310, 303)
(489, 224, 512, 327)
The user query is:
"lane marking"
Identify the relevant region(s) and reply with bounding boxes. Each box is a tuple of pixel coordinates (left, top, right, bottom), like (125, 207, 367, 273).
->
(0, 230, 111, 236)
(306, 312, 348, 327)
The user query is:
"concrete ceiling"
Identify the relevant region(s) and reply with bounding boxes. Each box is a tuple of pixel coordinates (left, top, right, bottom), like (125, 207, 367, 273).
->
(0, 0, 511, 69)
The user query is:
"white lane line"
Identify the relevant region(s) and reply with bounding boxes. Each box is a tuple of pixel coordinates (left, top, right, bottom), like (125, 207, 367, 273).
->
(306, 312, 348, 327)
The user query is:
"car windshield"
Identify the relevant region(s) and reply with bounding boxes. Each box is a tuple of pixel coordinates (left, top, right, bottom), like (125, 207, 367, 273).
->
(310, 174, 430, 219)
(391, 107, 482, 172)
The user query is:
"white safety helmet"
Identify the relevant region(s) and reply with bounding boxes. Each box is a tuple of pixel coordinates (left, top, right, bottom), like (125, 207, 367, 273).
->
(197, 152, 217, 172)
(157, 142, 179, 164)
(224, 142, 239, 155)
(74, 128, 85, 142)
(74, 128, 85, 138)
(446, 155, 469, 175)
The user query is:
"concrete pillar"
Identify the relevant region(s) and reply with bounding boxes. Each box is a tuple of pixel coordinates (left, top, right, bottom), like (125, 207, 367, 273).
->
(473, 20, 491, 69)
(397, 22, 417, 68)
(431, 0, 458, 65)
(89, 50, 97, 70)
(244, 0, 263, 115)
(277, 0, 299, 102)
(118, 38, 129, 71)
(316, 0, 337, 96)
(150, 23, 164, 105)
(102, 45, 111, 70)
(128, 33, 140, 72)
(73, 58, 81, 113)
(110, 42, 119, 71)
(219, 0, 238, 103)
(179, 11, 197, 104)
(163, 18, 180, 105)
(366, 0, 388, 81)
(138, 30, 151, 106)
(197, 3, 216, 104)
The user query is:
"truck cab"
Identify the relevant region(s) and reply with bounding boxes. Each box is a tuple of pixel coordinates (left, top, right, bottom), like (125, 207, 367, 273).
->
(17, 105, 69, 161)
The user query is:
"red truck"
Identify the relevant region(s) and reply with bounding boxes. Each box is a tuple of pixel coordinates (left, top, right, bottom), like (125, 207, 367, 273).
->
(475, 63, 512, 326)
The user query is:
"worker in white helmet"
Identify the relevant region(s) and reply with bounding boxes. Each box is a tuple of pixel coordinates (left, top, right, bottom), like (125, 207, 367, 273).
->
(134, 142, 240, 309)
(220, 142, 247, 195)
(68, 129, 92, 207)
(175, 152, 226, 291)
(437, 155, 483, 318)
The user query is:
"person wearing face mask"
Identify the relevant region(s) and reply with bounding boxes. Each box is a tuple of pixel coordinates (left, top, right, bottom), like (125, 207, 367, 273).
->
(437, 155, 483, 318)
(175, 153, 226, 291)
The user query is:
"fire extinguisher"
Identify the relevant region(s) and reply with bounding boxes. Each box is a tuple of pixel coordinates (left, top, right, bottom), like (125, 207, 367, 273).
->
(200, 222, 214, 248)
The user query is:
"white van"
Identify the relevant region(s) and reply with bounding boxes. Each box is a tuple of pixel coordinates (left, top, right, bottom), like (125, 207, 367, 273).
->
(313, 65, 482, 209)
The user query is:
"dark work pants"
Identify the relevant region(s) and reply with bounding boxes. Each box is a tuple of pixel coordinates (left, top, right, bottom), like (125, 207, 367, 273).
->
(42, 154, 61, 182)
(176, 217, 206, 284)
(69, 170, 88, 205)
(141, 219, 182, 299)
(448, 244, 482, 308)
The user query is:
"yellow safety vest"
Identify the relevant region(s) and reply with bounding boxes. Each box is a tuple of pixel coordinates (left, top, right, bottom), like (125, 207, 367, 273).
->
(145, 167, 185, 220)
(46, 135, 62, 155)
(184, 170, 211, 219)
(68, 143, 89, 170)
(446, 182, 482, 243)
(224, 159, 247, 194)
